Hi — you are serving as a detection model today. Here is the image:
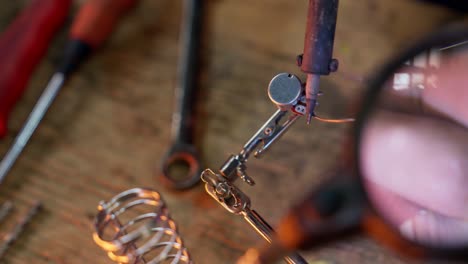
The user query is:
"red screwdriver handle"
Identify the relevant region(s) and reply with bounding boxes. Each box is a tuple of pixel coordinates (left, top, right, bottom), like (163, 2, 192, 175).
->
(70, 0, 138, 49)
(0, 0, 71, 139)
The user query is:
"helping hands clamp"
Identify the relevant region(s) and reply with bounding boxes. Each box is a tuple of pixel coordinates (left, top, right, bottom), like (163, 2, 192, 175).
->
(201, 71, 353, 263)
(213, 73, 307, 186)
(202, 73, 308, 264)
(202, 168, 308, 264)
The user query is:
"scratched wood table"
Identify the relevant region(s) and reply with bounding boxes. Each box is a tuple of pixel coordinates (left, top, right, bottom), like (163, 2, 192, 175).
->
(0, 1, 463, 263)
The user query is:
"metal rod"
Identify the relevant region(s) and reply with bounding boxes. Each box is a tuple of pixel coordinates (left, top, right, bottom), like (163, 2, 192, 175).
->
(0, 201, 42, 258)
(172, 0, 203, 143)
(0, 73, 65, 184)
(243, 209, 308, 264)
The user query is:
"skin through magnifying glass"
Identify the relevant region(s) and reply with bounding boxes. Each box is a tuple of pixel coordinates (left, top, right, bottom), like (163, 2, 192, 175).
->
(356, 23, 468, 253)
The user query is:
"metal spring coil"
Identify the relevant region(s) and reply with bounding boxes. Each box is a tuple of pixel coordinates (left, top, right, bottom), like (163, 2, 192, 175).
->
(93, 188, 192, 264)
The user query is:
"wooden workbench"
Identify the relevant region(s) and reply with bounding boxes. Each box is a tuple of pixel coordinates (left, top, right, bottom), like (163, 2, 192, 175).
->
(0, 1, 463, 263)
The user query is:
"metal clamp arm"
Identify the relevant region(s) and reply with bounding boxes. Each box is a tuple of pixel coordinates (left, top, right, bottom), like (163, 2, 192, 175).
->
(201, 169, 307, 264)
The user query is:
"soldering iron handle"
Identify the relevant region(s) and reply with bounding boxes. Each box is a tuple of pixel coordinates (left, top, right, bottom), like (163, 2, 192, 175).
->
(301, 0, 339, 75)
(58, 0, 139, 75)
(0, 0, 71, 138)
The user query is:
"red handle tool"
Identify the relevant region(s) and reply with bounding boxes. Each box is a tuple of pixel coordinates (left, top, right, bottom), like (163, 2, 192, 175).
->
(0, 0, 71, 138)
(0, 0, 139, 184)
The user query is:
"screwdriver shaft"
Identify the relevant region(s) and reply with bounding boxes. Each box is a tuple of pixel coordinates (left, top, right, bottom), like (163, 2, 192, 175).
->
(0, 73, 65, 184)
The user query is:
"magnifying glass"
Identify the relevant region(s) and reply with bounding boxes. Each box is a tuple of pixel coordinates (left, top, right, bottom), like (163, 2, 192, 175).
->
(237, 21, 468, 263)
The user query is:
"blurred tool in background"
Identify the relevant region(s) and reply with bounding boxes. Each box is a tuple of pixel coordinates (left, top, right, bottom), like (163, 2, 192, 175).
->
(0, 0, 71, 139)
(160, 0, 204, 189)
(422, 0, 468, 12)
(0, 201, 42, 259)
(0, 0, 139, 185)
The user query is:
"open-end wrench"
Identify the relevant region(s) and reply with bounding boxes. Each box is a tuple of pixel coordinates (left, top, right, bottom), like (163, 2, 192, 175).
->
(160, 0, 203, 189)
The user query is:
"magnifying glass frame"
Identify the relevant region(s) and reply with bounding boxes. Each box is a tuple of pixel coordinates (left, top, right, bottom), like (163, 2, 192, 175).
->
(354, 21, 468, 259)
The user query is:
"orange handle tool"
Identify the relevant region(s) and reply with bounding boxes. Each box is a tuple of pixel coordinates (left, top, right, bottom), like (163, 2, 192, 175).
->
(71, 0, 138, 49)
(57, 0, 139, 75)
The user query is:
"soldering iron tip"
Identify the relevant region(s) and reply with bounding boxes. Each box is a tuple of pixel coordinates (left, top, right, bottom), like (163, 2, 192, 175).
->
(305, 99, 314, 124)
(306, 113, 313, 125)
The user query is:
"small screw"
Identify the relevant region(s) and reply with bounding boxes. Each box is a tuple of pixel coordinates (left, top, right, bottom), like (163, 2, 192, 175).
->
(295, 105, 306, 114)
(296, 54, 303, 67)
(237, 167, 255, 186)
(215, 183, 229, 197)
(329, 59, 339, 72)
(264, 127, 273, 135)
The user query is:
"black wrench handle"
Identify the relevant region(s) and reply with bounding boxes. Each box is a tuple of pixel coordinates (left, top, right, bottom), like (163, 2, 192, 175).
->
(174, 0, 202, 142)
(161, 0, 203, 189)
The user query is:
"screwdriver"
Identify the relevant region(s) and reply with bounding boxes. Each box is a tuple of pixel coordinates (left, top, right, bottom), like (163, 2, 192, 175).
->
(0, 0, 71, 138)
(0, 0, 139, 184)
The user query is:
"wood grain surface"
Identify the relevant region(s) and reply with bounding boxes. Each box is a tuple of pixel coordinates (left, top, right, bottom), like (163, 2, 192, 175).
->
(0, 1, 464, 263)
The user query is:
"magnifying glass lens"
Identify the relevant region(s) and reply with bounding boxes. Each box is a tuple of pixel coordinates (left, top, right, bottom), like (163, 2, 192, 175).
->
(360, 44, 468, 249)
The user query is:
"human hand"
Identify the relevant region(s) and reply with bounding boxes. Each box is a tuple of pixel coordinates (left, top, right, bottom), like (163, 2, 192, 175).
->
(360, 52, 468, 248)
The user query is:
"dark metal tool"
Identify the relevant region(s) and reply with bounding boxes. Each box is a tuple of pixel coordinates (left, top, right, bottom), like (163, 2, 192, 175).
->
(161, 0, 203, 189)
(0, 201, 42, 259)
(0, 201, 13, 223)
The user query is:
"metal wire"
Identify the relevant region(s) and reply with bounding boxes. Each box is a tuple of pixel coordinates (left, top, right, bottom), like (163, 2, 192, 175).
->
(313, 115, 355, 123)
(93, 188, 191, 264)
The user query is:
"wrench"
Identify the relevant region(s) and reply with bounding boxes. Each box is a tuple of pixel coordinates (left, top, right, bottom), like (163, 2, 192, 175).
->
(160, 0, 203, 189)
